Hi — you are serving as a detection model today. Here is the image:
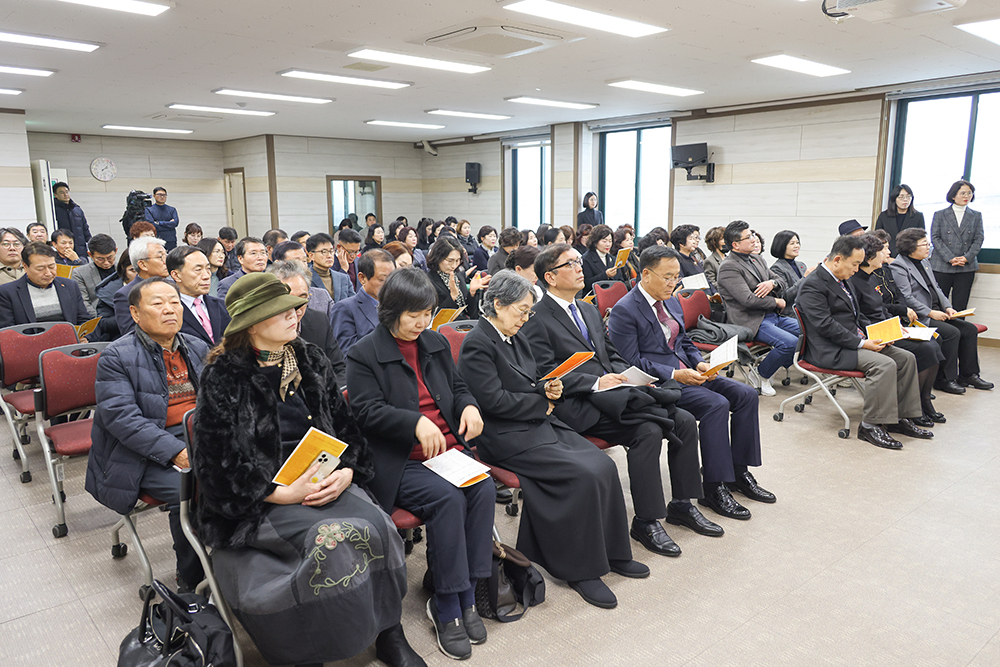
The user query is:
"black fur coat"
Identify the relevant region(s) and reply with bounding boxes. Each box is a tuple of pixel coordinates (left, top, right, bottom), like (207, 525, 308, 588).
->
(192, 338, 375, 549)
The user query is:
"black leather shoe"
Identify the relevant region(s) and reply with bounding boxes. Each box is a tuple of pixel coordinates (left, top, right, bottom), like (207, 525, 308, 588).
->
(958, 374, 994, 390)
(375, 623, 428, 667)
(462, 607, 487, 645)
(885, 418, 934, 440)
(668, 502, 725, 536)
(857, 423, 902, 450)
(426, 598, 471, 660)
(630, 518, 681, 557)
(926, 411, 946, 424)
(729, 471, 776, 503)
(698, 485, 752, 521)
(912, 415, 935, 428)
(609, 558, 650, 579)
(934, 380, 966, 395)
(568, 578, 617, 609)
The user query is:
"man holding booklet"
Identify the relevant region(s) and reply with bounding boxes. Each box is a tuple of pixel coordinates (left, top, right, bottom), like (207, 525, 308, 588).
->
(609, 246, 775, 525)
(523, 244, 713, 557)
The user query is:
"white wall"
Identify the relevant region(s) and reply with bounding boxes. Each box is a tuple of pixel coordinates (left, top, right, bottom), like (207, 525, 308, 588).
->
(0, 112, 39, 230)
(419, 141, 501, 234)
(27, 132, 227, 247)
(222, 135, 270, 238)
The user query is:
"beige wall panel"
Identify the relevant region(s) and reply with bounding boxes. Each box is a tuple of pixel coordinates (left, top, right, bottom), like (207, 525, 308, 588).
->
(244, 176, 270, 193)
(0, 166, 32, 188)
(273, 176, 326, 193)
(0, 187, 37, 226)
(794, 180, 875, 218)
(392, 157, 423, 180)
(732, 100, 882, 131)
(799, 119, 881, 161)
(421, 176, 500, 194)
(553, 171, 574, 189)
(730, 157, 878, 184)
(674, 182, 801, 219)
(675, 163, 734, 186)
(674, 115, 735, 138)
(306, 137, 414, 159)
(0, 132, 31, 169)
(382, 178, 423, 194)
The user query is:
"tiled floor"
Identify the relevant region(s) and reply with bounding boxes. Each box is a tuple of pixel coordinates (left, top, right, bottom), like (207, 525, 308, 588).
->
(2, 348, 999, 666)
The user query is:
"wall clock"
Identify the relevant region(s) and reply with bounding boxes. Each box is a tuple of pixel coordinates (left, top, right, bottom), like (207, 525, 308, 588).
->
(90, 157, 117, 182)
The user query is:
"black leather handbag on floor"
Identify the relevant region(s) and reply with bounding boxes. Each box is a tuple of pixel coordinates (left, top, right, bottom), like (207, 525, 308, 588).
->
(474, 540, 545, 622)
(118, 579, 237, 667)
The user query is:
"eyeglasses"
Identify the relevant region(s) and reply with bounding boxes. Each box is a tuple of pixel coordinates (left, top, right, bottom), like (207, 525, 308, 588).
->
(549, 258, 583, 271)
(244, 251, 268, 258)
(647, 269, 679, 284)
(312, 249, 335, 256)
(916, 241, 931, 248)
(512, 306, 535, 320)
(896, 194, 912, 200)
(0, 242, 23, 249)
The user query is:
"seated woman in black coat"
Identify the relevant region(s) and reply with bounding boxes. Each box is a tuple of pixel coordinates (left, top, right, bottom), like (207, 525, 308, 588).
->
(427, 236, 489, 320)
(347, 267, 493, 661)
(581, 224, 631, 295)
(769, 230, 813, 318)
(458, 270, 646, 610)
(192, 273, 421, 667)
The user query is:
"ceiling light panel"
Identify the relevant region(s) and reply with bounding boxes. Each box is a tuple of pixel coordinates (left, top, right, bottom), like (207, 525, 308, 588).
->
(504, 0, 668, 38)
(506, 96, 598, 109)
(349, 49, 490, 74)
(426, 109, 512, 120)
(608, 80, 703, 96)
(280, 70, 410, 89)
(0, 31, 99, 52)
(168, 104, 275, 116)
(0, 88, 23, 96)
(367, 120, 445, 129)
(214, 89, 332, 104)
(54, 0, 170, 16)
(751, 55, 849, 77)
(103, 125, 192, 134)
(956, 18, 1000, 46)
(0, 65, 54, 77)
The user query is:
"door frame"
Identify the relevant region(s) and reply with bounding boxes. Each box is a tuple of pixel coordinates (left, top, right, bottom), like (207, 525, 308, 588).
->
(326, 175, 383, 233)
(224, 167, 249, 237)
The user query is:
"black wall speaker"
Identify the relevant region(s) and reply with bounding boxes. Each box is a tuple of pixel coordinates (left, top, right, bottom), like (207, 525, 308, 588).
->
(465, 162, 481, 184)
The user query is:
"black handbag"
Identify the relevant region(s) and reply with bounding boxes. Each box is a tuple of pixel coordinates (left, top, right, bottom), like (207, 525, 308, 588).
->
(118, 579, 237, 667)
(474, 540, 545, 622)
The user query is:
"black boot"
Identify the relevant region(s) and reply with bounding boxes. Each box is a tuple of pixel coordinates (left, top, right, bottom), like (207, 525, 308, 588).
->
(375, 623, 427, 667)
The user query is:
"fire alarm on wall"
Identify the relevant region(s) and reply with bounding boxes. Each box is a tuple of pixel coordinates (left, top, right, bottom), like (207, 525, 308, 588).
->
(70, 134, 81, 143)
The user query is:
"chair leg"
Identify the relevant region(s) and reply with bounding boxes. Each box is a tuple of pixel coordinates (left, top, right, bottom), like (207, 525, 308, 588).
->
(2, 402, 30, 481)
(36, 423, 67, 538)
(120, 512, 154, 597)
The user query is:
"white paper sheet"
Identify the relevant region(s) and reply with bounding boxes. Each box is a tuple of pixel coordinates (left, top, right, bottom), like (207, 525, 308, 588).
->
(681, 273, 710, 290)
(422, 449, 491, 488)
(594, 365, 659, 392)
(704, 336, 738, 375)
(903, 326, 937, 341)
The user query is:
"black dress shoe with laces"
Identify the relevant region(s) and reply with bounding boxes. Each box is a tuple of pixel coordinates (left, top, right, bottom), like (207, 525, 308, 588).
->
(958, 374, 994, 390)
(729, 471, 776, 503)
(912, 415, 935, 428)
(926, 411, 946, 424)
(934, 380, 966, 395)
(885, 418, 934, 440)
(698, 485, 752, 521)
(629, 517, 681, 557)
(667, 501, 725, 536)
(857, 423, 902, 450)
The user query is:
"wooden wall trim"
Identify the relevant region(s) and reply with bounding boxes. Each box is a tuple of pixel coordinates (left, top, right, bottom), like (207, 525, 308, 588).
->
(265, 134, 279, 229)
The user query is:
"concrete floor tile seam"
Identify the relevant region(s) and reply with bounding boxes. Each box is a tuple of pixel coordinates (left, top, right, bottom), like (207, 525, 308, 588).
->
(966, 627, 1000, 667)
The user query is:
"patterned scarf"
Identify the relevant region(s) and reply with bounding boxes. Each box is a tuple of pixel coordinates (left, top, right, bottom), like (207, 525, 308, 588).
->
(256, 344, 301, 400)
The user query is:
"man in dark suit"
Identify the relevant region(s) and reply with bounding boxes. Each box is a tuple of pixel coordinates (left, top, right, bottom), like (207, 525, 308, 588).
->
(330, 249, 395, 355)
(608, 246, 775, 521)
(0, 242, 91, 331)
(795, 235, 930, 450)
(521, 244, 718, 557)
(72, 234, 118, 318)
(166, 246, 230, 347)
(114, 236, 169, 336)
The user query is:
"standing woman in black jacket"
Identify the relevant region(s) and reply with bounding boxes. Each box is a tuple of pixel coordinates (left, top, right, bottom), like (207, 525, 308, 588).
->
(192, 272, 421, 667)
(873, 184, 924, 256)
(347, 268, 493, 661)
(577, 191, 604, 228)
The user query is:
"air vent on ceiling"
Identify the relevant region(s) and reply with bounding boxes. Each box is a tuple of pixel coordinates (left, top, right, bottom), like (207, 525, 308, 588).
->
(832, 0, 965, 21)
(148, 113, 223, 125)
(422, 19, 583, 58)
(343, 62, 389, 72)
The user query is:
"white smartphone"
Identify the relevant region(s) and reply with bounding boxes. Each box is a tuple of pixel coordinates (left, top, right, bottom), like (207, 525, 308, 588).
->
(308, 451, 341, 484)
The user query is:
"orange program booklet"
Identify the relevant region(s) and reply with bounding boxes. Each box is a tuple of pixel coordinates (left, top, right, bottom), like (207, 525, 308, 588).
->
(540, 351, 595, 381)
(865, 316, 906, 344)
(272, 428, 350, 486)
(613, 247, 631, 269)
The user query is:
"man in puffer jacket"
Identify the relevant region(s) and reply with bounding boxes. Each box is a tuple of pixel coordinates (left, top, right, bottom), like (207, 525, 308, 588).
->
(53, 182, 91, 258)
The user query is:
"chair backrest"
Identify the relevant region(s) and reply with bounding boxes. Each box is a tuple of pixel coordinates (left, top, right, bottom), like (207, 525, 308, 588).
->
(676, 289, 711, 331)
(35, 342, 107, 419)
(0, 322, 78, 387)
(593, 281, 628, 318)
(792, 306, 808, 360)
(439, 322, 474, 366)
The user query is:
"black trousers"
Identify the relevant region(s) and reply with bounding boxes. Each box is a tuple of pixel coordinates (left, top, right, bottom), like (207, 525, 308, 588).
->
(934, 271, 976, 311)
(583, 407, 702, 519)
(140, 462, 204, 588)
(933, 317, 980, 381)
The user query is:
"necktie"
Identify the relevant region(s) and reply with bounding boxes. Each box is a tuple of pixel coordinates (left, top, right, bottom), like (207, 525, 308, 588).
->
(568, 302, 592, 346)
(654, 301, 686, 368)
(838, 281, 865, 338)
(193, 297, 214, 342)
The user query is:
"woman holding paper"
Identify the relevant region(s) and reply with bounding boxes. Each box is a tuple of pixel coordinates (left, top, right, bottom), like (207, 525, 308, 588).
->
(459, 270, 644, 610)
(193, 272, 420, 667)
(850, 234, 945, 426)
(582, 224, 631, 295)
(346, 267, 493, 661)
(426, 236, 488, 323)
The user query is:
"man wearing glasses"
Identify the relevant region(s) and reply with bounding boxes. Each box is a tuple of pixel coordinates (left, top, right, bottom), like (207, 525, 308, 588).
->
(144, 187, 180, 251)
(305, 233, 354, 302)
(0, 229, 26, 285)
(217, 237, 269, 300)
(521, 244, 710, 559)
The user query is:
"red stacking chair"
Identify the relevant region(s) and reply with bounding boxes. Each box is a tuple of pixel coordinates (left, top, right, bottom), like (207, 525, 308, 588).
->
(773, 307, 865, 439)
(439, 319, 477, 366)
(0, 322, 78, 483)
(974, 323, 988, 335)
(593, 281, 628, 319)
(32, 342, 107, 537)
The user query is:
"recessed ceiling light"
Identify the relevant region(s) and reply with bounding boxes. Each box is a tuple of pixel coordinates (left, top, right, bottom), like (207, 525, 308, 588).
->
(366, 120, 446, 129)
(280, 69, 411, 90)
(214, 89, 332, 104)
(103, 125, 192, 134)
(168, 104, 275, 116)
(956, 18, 1000, 46)
(54, 0, 170, 16)
(751, 55, 849, 77)
(349, 49, 490, 74)
(506, 96, 598, 110)
(504, 0, 668, 38)
(0, 65, 54, 77)
(608, 80, 703, 97)
(0, 88, 23, 96)
(426, 109, 512, 120)
(0, 31, 99, 52)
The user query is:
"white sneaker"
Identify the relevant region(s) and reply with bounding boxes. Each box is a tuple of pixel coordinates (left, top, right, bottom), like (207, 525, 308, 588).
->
(759, 377, 776, 397)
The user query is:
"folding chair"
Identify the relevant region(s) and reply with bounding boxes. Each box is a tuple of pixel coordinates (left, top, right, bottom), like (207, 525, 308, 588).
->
(773, 307, 865, 438)
(0, 322, 78, 483)
(110, 492, 165, 600)
(32, 342, 106, 537)
(593, 281, 628, 319)
(179, 411, 244, 666)
(439, 319, 478, 365)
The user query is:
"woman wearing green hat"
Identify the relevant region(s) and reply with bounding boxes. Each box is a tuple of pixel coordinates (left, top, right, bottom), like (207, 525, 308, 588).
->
(192, 272, 424, 667)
